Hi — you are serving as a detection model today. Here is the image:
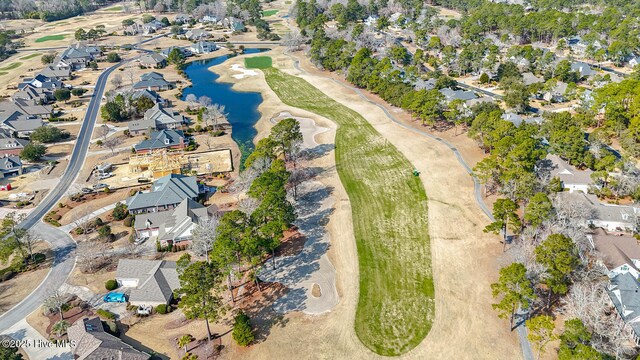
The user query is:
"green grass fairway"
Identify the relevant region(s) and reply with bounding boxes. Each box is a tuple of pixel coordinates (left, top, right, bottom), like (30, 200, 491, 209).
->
(35, 34, 66, 43)
(103, 6, 123, 11)
(20, 53, 40, 60)
(262, 9, 279, 16)
(245, 56, 273, 69)
(0, 62, 22, 71)
(263, 66, 433, 356)
(0, 72, 7, 76)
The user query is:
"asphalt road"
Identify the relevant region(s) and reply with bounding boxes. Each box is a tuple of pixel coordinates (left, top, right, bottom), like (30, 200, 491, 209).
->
(0, 60, 123, 333)
(285, 52, 535, 360)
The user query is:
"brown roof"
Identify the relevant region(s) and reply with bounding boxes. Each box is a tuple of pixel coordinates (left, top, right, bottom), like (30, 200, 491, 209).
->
(592, 230, 640, 270)
(67, 317, 150, 360)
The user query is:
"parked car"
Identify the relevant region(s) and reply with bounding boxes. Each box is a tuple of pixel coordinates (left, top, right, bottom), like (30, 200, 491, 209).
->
(81, 187, 94, 194)
(93, 183, 108, 190)
(97, 173, 113, 180)
(137, 304, 152, 315)
(103, 292, 127, 303)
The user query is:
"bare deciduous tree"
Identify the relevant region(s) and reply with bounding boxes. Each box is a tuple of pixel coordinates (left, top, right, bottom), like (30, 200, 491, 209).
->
(198, 95, 212, 108)
(191, 214, 220, 261)
(238, 196, 260, 216)
(282, 29, 307, 52)
(111, 74, 123, 89)
(185, 93, 198, 109)
(43, 289, 66, 321)
(103, 136, 122, 155)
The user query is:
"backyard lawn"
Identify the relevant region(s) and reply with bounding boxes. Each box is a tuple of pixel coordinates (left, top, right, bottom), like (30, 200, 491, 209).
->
(35, 34, 66, 43)
(261, 63, 433, 356)
(262, 9, 279, 16)
(244, 56, 273, 69)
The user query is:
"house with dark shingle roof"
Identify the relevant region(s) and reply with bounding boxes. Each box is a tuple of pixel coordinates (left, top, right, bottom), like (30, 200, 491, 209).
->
(115, 259, 180, 306)
(606, 272, 640, 346)
(38, 65, 71, 80)
(132, 72, 174, 92)
(133, 129, 185, 153)
(134, 198, 208, 246)
(68, 317, 150, 360)
(439, 88, 477, 103)
(0, 155, 23, 178)
(54, 44, 100, 70)
(0, 129, 28, 156)
(128, 103, 187, 136)
(139, 53, 167, 68)
(590, 229, 640, 279)
(130, 89, 170, 107)
(126, 174, 199, 214)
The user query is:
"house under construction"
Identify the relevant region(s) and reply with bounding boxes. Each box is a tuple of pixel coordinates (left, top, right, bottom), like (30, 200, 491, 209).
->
(129, 149, 190, 178)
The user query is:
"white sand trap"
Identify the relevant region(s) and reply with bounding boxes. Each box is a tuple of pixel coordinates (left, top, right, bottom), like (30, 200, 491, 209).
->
(230, 64, 258, 79)
(271, 111, 329, 149)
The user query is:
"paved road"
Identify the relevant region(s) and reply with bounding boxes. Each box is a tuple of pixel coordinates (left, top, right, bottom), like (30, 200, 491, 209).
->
(0, 60, 124, 333)
(285, 52, 535, 360)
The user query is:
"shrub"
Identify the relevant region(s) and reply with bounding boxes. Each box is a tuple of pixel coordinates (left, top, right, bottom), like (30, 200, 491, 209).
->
(51, 213, 62, 221)
(105, 279, 118, 291)
(98, 225, 112, 239)
(30, 253, 46, 264)
(96, 140, 103, 146)
(1, 269, 15, 282)
(74, 227, 84, 235)
(155, 304, 168, 314)
(112, 203, 128, 220)
(232, 311, 254, 346)
(94, 217, 104, 227)
(123, 216, 133, 227)
(96, 308, 116, 320)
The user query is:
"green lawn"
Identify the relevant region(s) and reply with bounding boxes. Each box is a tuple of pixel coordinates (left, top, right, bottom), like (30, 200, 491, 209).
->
(0, 62, 22, 71)
(35, 34, 66, 43)
(20, 53, 40, 60)
(262, 9, 279, 16)
(263, 66, 433, 356)
(245, 56, 273, 69)
(0, 72, 7, 77)
(103, 6, 123, 11)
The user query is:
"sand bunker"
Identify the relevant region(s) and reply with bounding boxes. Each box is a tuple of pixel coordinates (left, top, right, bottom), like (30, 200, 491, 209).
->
(271, 111, 329, 148)
(230, 64, 258, 79)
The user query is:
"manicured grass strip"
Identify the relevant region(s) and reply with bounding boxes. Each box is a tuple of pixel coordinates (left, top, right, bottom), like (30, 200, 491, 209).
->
(20, 53, 40, 60)
(244, 56, 273, 69)
(35, 34, 66, 43)
(0, 62, 22, 71)
(103, 5, 123, 11)
(262, 9, 279, 16)
(0, 72, 7, 76)
(263, 66, 433, 356)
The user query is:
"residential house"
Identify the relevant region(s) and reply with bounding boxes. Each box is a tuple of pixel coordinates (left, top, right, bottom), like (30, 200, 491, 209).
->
(590, 230, 640, 279)
(21, 74, 64, 91)
(55, 44, 100, 70)
(413, 78, 436, 91)
(126, 174, 199, 214)
(134, 198, 208, 246)
(190, 41, 218, 54)
(364, 15, 379, 27)
(38, 65, 71, 81)
(571, 61, 597, 78)
(439, 88, 477, 103)
(184, 29, 210, 41)
(174, 13, 192, 24)
(0, 129, 28, 156)
(555, 191, 639, 232)
(543, 81, 568, 103)
(130, 89, 170, 107)
(128, 103, 187, 136)
(522, 72, 544, 86)
(13, 84, 54, 104)
(115, 259, 180, 306)
(629, 56, 640, 68)
(160, 46, 190, 58)
(132, 72, 174, 92)
(0, 101, 46, 137)
(124, 22, 143, 36)
(142, 20, 164, 35)
(606, 272, 640, 346)
(200, 15, 218, 23)
(465, 96, 494, 108)
(545, 154, 593, 193)
(502, 112, 523, 126)
(68, 317, 150, 360)
(0, 155, 23, 178)
(139, 53, 167, 68)
(133, 129, 186, 153)
(223, 17, 245, 31)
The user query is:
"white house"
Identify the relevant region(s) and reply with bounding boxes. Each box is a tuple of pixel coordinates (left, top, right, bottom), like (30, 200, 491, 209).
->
(555, 191, 639, 232)
(546, 154, 594, 193)
(190, 41, 218, 54)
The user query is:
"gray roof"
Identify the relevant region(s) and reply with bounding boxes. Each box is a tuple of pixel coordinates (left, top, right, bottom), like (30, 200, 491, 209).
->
(133, 72, 172, 90)
(555, 191, 639, 228)
(139, 53, 166, 66)
(439, 88, 477, 102)
(571, 62, 597, 77)
(128, 104, 185, 132)
(136, 198, 208, 242)
(502, 112, 523, 126)
(67, 317, 150, 360)
(116, 260, 180, 305)
(607, 273, 640, 338)
(39, 65, 71, 79)
(522, 72, 544, 86)
(0, 133, 28, 150)
(130, 89, 167, 106)
(134, 129, 184, 152)
(185, 29, 210, 39)
(0, 155, 21, 170)
(413, 78, 436, 91)
(546, 154, 593, 186)
(127, 174, 199, 211)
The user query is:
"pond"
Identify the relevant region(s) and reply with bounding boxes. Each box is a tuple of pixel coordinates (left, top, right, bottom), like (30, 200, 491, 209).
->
(181, 48, 269, 163)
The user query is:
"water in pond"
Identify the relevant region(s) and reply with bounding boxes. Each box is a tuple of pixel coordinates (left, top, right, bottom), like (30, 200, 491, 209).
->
(181, 48, 269, 162)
